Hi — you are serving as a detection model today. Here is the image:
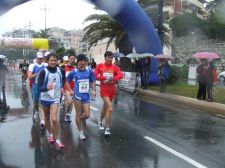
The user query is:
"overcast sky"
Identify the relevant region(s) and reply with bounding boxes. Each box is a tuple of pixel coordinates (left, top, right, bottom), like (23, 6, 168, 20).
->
(0, 0, 104, 36)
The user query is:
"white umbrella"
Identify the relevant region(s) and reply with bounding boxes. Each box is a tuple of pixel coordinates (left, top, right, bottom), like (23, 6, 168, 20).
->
(138, 53, 154, 58)
(113, 52, 125, 58)
(0, 55, 6, 59)
(126, 53, 140, 58)
(154, 54, 174, 60)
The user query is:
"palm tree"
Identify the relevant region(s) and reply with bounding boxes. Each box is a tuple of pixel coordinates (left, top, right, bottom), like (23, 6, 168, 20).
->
(82, 14, 133, 55)
(205, 0, 224, 14)
(82, 0, 171, 54)
(32, 29, 51, 38)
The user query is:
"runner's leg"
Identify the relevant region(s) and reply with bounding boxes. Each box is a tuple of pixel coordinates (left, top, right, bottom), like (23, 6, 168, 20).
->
(50, 103, 60, 140)
(74, 99, 82, 131)
(42, 105, 51, 134)
(102, 96, 113, 129)
(81, 103, 90, 129)
(64, 90, 73, 122)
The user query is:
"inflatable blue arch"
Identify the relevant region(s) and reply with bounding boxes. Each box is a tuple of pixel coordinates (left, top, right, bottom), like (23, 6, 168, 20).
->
(0, 0, 162, 84)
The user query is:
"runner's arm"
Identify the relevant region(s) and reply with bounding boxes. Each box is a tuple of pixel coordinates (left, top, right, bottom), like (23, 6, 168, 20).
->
(114, 66, 123, 81)
(90, 72, 96, 92)
(38, 70, 48, 92)
(94, 64, 107, 81)
(27, 64, 38, 79)
(66, 71, 75, 94)
(60, 68, 66, 88)
(28, 71, 39, 79)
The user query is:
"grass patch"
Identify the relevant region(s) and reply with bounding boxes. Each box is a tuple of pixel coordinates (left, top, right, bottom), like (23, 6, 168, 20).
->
(147, 81, 225, 104)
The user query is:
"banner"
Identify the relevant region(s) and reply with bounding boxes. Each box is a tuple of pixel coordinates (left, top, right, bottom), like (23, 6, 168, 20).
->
(0, 38, 49, 50)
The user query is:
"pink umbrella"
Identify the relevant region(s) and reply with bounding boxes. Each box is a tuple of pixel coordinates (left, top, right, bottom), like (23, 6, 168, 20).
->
(192, 52, 219, 59)
(154, 54, 174, 60)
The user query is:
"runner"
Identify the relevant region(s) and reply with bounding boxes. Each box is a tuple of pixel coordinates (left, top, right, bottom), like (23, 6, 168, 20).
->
(27, 59, 36, 91)
(19, 59, 29, 86)
(66, 54, 96, 140)
(38, 53, 65, 149)
(94, 51, 123, 136)
(28, 52, 45, 129)
(61, 54, 76, 123)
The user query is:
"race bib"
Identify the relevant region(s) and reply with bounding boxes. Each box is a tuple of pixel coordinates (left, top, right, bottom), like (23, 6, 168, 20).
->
(78, 79, 89, 93)
(103, 72, 113, 78)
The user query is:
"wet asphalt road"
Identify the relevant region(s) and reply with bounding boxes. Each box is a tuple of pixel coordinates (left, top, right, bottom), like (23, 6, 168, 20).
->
(0, 71, 225, 168)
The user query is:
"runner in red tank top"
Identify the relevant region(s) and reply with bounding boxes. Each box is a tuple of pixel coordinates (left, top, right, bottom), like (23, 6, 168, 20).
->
(62, 54, 76, 123)
(94, 51, 123, 136)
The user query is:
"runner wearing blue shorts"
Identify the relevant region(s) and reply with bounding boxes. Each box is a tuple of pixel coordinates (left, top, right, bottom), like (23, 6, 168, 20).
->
(28, 52, 46, 129)
(66, 54, 96, 140)
(38, 53, 65, 149)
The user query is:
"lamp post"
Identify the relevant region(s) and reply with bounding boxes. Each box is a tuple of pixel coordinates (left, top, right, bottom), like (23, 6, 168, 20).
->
(40, 4, 48, 37)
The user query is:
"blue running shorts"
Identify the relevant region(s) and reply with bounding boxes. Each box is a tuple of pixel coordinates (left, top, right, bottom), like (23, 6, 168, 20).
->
(74, 93, 90, 104)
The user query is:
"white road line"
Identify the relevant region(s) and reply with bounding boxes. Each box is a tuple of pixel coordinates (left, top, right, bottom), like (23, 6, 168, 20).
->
(90, 106, 99, 111)
(144, 136, 207, 168)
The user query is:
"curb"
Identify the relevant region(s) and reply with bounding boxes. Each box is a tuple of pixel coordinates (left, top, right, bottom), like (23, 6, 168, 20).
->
(135, 88, 225, 115)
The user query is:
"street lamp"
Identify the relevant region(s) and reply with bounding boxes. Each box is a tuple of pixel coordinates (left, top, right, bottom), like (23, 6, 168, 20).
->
(40, 4, 48, 37)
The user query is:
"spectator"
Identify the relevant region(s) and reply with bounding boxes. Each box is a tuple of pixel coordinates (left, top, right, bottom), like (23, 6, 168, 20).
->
(90, 58, 97, 69)
(206, 60, 217, 102)
(157, 59, 170, 93)
(142, 57, 151, 89)
(19, 59, 29, 86)
(0, 58, 8, 104)
(196, 59, 208, 100)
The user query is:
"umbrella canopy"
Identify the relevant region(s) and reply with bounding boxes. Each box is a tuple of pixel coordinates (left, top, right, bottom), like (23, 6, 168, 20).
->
(0, 55, 6, 59)
(192, 52, 219, 59)
(113, 52, 125, 58)
(126, 53, 140, 58)
(138, 53, 154, 58)
(154, 54, 174, 60)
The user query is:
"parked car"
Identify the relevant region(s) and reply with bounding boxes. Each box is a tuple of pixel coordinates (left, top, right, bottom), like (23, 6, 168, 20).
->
(218, 71, 225, 82)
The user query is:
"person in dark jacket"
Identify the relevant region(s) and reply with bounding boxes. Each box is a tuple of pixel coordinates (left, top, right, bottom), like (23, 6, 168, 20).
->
(196, 59, 208, 100)
(158, 59, 170, 93)
(90, 58, 97, 69)
(142, 57, 151, 89)
(206, 60, 217, 101)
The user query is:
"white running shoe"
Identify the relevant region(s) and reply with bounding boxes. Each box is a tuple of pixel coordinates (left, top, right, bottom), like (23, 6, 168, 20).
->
(104, 128, 111, 136)
(98, 121, 104, 130)
(79, 131, 86, 140)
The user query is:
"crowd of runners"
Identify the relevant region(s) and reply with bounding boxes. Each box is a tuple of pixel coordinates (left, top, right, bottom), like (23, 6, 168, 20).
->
(18, 50, 123, 149)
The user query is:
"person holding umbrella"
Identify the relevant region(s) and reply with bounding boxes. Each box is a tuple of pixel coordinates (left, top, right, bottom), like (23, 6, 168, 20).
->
(193, 52, 219, 100)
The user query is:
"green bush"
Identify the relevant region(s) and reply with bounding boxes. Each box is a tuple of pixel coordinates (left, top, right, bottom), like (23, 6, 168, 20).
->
(168, 65, 181, 84)
(180, 64, 189, 79)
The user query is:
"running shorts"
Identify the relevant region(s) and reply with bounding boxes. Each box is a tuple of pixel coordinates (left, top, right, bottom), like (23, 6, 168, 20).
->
(74, 93, 90, 103)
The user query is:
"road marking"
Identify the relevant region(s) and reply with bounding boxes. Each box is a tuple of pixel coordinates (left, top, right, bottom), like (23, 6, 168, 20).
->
(90, 106, 99, 111)
(144, 136, 207, 168)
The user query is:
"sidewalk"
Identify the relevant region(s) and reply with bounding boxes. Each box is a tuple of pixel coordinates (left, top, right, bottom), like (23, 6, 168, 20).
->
(135, 88, 225, 115)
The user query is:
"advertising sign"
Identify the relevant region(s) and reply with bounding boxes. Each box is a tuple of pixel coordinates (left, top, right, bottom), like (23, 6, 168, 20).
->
(118, 71, 141, 92)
